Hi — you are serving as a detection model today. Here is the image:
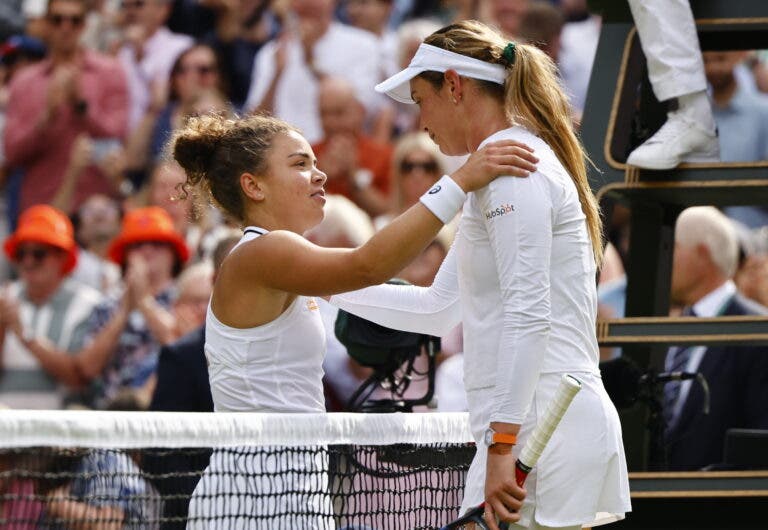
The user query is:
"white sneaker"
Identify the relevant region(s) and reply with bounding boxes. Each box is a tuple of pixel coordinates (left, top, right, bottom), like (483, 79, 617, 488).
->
(626, 111, 719, 170)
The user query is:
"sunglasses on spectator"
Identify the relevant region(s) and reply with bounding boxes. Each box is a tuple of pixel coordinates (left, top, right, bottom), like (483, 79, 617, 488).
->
(177, 64, 217, 76)
(14, 246, 55, 264)
(47, 14, 85, 27)
(401, 160, 438, 173)
(121, 0, 146, 9)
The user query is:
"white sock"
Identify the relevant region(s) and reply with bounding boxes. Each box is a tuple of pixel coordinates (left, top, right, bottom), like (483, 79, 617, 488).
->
(676, 90, 716, 131)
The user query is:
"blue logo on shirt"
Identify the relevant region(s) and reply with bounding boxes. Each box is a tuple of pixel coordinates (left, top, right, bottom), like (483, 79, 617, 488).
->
(485, 204, 515, 220)
(428, 185, 441, 194)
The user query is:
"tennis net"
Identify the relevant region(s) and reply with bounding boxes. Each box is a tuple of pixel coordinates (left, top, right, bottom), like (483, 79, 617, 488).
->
(0, 410, 475, 530)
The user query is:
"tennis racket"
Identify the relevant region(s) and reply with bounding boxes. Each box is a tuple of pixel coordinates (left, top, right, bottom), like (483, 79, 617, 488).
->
(439, 374, 583, 530)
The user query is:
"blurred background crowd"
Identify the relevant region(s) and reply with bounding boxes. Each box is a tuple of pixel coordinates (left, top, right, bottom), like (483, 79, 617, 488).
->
(1, 0, 768, 472)
(0, 0, 608, 415)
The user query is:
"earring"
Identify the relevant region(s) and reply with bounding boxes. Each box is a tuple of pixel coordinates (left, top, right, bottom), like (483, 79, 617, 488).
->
(452, 97, 458, 104)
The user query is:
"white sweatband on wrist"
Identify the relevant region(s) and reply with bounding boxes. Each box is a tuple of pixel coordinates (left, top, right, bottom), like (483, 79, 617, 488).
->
(419, 175, 467, 224)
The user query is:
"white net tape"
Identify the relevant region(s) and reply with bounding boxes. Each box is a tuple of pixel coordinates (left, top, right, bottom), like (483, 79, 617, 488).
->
(0, 410, 474, 448)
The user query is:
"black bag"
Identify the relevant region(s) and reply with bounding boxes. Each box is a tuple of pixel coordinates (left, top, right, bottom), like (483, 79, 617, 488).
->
(333, 279, 441, 412)
(334, 309, 428, 370)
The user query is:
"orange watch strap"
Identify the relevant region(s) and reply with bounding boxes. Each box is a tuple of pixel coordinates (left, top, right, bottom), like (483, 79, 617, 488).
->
(492, 432, 517, 445)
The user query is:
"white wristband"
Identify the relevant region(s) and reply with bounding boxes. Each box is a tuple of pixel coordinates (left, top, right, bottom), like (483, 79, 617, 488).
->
(419, 175, 467, 224)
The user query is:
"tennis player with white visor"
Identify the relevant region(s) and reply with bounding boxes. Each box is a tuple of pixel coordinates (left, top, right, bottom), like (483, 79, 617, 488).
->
(331, 21, 631, 530)
(172, 40, 537, 528)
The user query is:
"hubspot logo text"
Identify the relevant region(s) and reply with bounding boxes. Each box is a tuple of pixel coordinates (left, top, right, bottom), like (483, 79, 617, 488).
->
(485, 204, 515, 220)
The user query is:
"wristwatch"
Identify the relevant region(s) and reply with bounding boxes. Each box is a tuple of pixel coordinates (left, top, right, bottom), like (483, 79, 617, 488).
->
(353, 168, 374, 191)
(484, 427, 517, 447)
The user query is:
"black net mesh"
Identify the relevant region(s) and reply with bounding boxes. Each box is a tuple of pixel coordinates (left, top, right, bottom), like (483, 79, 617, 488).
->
(0, 443, 475, 530)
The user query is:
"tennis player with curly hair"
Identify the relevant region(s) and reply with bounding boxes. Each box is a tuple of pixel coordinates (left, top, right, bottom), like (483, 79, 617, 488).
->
(171, 110, 537, 528)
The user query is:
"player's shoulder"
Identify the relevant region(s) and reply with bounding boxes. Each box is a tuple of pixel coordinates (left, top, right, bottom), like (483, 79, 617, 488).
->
(481, 125, 544, 148)
(228, 230, 306, 262)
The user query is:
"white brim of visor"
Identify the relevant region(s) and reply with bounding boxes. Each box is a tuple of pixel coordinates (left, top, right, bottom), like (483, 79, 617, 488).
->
(375, 43, 507, 104)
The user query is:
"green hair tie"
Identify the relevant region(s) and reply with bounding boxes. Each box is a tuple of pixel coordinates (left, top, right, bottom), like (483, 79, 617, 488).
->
(502, 42, 516, 66)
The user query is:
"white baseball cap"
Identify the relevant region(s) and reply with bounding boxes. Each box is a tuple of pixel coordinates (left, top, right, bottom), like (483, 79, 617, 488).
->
(375, 43, 507, 104)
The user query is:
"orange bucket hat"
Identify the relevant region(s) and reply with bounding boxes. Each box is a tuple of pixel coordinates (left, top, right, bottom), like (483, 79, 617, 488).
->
(3, 205, 78, 274)
(108, 206, 190, 266)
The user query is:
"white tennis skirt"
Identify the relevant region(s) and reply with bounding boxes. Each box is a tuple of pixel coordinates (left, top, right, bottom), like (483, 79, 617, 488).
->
(461, 371, 631, 529)
(186, 446, 335, 530)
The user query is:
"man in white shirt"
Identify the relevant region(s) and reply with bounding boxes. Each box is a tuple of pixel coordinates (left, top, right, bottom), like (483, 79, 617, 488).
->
(558, 0, 601, 119)
(245, 0, 380, 144)
(0, 205, 103, 409)
(664, 206, 768, 470)
(343, 0, 399, 78)
(117, 0, 193, 131)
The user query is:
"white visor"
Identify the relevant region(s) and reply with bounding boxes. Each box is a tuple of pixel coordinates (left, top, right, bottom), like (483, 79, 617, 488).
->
(375, 43, 507, 104)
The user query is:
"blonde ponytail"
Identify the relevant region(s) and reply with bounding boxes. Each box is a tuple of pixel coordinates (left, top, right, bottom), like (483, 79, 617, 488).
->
(505, 43, 603, 265)
(423, 21, 604, 266)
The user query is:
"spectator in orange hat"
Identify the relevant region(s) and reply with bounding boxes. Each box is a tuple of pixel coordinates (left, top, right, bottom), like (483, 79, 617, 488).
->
(0, 204, 103, 409)
(72, 206, 190, 409)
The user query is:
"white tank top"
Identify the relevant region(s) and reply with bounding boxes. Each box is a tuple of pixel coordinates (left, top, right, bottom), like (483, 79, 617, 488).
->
(205, 227, 326, 412)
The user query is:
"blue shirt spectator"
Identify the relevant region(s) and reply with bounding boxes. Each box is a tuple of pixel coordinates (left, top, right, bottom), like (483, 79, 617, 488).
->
(43, 450, 162, 530)
(705, 50, 768, 228)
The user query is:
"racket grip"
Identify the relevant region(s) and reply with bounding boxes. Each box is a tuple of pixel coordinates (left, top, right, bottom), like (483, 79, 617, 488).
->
(440, 462, 529, 529)
(514, 459, 532, 487)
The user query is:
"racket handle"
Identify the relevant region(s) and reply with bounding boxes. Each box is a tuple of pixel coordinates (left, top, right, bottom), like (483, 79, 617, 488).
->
(514, 459, 532, 487)
(438, 504, 484, 529)
(438, 504, 510, 530)
(441, 375, 582, 529)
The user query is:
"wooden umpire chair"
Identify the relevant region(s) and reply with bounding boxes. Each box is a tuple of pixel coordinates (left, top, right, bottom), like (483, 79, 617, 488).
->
(582, 1, 768, 527)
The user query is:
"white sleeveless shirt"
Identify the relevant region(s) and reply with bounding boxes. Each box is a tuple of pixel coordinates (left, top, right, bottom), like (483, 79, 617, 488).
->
(205, 227, 326, 413)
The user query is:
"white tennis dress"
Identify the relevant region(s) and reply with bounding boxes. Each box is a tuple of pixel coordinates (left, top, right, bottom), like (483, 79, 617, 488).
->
(332, 126, 631, 528)
(187, 227, 334, 530)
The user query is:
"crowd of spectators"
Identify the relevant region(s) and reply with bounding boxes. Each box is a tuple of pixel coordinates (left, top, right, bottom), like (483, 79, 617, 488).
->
(0, 0, 768, 479)
(0, 0, 604, 413)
